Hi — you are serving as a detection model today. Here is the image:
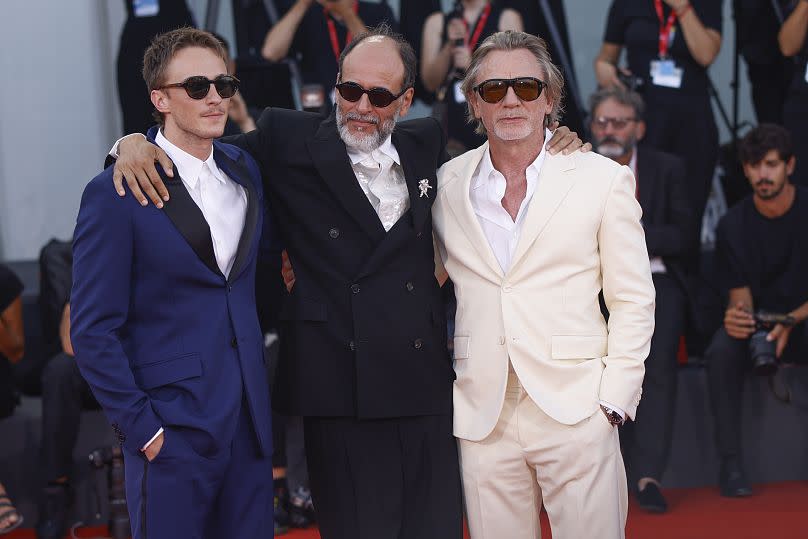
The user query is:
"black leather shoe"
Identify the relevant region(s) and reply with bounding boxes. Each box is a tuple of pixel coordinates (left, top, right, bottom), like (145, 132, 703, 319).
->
(35, 485, 70, 539)
(637, 482, 668, 513)
(719, 459, 753, 498)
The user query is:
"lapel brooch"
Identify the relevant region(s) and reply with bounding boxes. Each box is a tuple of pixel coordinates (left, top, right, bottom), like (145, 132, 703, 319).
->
(418, 179, 433, 198)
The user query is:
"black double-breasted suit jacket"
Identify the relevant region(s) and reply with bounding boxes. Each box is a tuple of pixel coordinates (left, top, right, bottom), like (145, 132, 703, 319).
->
(226, 108, 454, 419)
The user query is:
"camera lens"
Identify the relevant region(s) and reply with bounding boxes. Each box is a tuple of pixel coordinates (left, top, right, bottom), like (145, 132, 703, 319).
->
(749, 330, 778, 376)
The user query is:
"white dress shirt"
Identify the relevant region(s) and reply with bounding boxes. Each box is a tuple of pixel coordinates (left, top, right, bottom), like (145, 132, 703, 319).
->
(155, 130, 247, 277)
(470, 129, 551, 274)
(346, 136, 409, 232)
(141, 131, 248, 451)
(471, 129, 625, 420)
(629, 149, 666, 275)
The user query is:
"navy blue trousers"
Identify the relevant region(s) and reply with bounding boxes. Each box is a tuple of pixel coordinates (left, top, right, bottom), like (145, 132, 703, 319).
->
(122, 402, 273, 539)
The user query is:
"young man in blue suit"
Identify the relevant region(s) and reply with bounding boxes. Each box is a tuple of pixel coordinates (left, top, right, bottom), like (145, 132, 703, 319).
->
(70, 28, 273, 539)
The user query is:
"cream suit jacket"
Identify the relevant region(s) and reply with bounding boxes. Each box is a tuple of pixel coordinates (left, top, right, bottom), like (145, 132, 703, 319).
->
(433, 143, 656, 442)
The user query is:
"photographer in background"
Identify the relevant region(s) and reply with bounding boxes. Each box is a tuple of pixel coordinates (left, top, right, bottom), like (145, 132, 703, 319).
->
(705, 124, 808, 498)
(420, 0, 523, 152)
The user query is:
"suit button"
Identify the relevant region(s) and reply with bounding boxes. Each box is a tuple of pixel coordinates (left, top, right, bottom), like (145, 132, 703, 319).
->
(329, 227, 340, 239)
(351, 284, 360, 294)
(227, 284, 233, 292)
(231, 337, 238, 349)
(503, 284, 512, 293)
(405, 281, 414, 292)
(348, 340, 356, 351)
(413, 338, 423, 349)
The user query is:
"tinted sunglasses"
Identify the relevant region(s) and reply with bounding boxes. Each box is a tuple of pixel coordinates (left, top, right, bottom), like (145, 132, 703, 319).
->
(591, 116, 638, 130)
(335, 81, 408, 108)
(158, 75, 240, 100)
(473, 77, 546, 104)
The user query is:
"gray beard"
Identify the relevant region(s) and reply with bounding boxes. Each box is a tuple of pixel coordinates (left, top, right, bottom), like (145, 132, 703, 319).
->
(336, 106, 400, 153)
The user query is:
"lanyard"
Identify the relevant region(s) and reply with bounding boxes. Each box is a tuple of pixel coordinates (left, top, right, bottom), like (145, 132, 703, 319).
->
(653, 0, 677, 58)
(325, 2, 360, 63)
(462, 3, 492, 50)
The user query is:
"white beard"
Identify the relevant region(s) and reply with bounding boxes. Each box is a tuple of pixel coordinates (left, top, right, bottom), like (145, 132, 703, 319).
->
(336, 106, 400, 153)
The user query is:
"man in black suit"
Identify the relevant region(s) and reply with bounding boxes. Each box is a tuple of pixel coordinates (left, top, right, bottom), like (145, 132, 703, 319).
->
(589, 87, 696, 513)
(109, 25, 583, 539)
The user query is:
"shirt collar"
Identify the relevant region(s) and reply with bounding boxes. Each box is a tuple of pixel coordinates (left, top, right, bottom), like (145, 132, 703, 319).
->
(346, 135, 401, 167)
(473, 128, 552, 190)
(155, 129, 226, 189)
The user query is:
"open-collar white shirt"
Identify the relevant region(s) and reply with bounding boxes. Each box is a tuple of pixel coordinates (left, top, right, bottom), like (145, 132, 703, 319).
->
(470, 128, 551, 274)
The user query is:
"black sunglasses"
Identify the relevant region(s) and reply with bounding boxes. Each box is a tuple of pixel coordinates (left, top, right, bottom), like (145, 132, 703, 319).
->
(335, 81, 409, 108)
(473, 77, 546, 104)
(158, 75, 240, 100)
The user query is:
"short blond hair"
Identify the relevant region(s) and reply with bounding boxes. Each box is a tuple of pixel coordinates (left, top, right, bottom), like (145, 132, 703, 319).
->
(461, 31, 565, 134)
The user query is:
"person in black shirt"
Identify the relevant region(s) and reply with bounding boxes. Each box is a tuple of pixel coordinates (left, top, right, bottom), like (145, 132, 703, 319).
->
(596, 0, 722, 232)
(0, 264, 24, 534)
(779, 0, 808, 185)
(261, 0, 396, 108)
(117, 0, 196, 135)
(705, 124, 808, 497)
(420, 0, 523, 152)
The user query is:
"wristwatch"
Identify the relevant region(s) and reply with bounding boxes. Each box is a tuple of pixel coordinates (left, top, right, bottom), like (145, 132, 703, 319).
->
(600, 404, 625, 426)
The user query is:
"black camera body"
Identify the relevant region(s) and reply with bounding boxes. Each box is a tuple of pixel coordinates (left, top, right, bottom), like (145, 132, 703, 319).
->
(749, 311, 795, 376)
(617, 71, 644, 93)
(89, 445, 130, 539)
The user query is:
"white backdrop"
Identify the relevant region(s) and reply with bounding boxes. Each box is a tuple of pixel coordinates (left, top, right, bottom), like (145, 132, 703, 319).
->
(0, 0, 752, 260)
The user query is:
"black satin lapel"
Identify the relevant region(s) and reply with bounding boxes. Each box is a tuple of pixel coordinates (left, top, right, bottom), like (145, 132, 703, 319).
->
(306, 119, 386, 244)
(392, 131, 430, 236)
(355, 211, 413, 281)
(215, 148, 258, 281)
(161, 165, 222, 278)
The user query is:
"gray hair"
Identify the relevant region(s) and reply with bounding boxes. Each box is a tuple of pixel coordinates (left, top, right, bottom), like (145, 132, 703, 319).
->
(461, 31, 565, 135)
(588, 86, 646, 121)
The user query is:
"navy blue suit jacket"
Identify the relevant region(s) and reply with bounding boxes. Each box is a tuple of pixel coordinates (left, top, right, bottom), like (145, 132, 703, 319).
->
(71, 130, 272, 458)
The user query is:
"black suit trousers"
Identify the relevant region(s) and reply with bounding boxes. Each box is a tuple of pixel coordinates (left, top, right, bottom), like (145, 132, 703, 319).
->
(622, 273, 686, 483)
(304, 414, 463, 539)
(41, 352, 98, 481)
(706, 323, 808, 458)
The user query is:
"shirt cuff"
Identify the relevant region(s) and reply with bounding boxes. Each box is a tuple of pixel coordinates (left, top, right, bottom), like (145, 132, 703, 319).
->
(141, 427, 164, 451)
(599, 400, 625, 420)
(110, 133, 147, 159)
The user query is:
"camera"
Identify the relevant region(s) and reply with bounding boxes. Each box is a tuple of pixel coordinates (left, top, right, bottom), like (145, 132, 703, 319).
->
(89, 445, 130, 539)
(617, 71, 644, 93)
(749, 311, 795, 376)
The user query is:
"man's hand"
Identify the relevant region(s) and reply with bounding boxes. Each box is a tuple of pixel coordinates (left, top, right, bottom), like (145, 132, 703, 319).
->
(143, 431, 164, 462)
(59, 303, 74, 357)
(767, 323, 792, 358)
(724, 302, 756, 339)
(452, 47, 472, 70)
(546, 124, 592, 155)
(113, 134, 175, 208)
(281, 250, 296, 292)
(229, 92, 257, 133)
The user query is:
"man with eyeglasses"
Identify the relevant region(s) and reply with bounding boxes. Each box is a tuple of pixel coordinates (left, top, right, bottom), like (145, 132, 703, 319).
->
(432, 31, 655, 538)
(589, 86, 696, 513)
(70, 28, 274, 539)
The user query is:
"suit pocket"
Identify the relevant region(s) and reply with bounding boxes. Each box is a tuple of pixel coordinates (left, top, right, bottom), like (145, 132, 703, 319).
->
(453, 335, 471, 360)
(551, 335, 607, 360)
(278, 296, 327, 321)
(134, 353, 202, 390)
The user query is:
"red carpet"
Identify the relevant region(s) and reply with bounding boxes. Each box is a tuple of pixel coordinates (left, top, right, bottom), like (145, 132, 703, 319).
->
(6, 482, 807, 539)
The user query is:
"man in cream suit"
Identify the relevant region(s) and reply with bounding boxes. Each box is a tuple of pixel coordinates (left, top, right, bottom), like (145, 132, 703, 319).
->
(433, 31, 655, 539)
